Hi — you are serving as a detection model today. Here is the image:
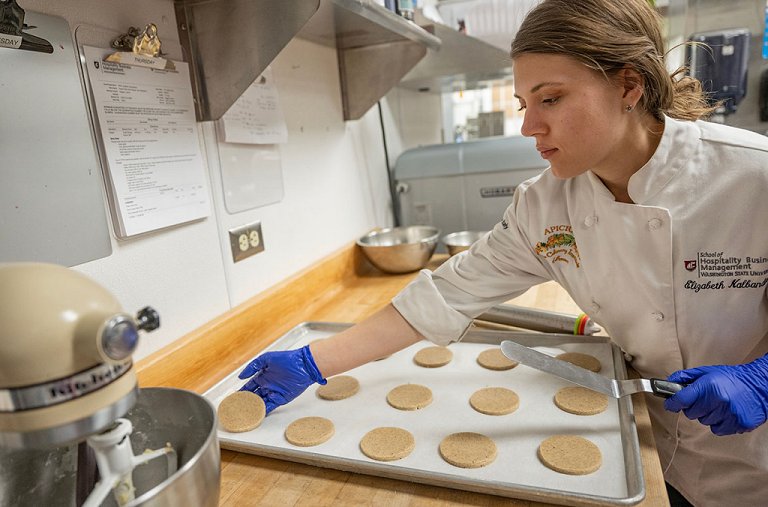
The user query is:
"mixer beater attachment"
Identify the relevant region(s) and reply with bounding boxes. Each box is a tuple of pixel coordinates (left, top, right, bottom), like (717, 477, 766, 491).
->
(82, 418, 177, 507)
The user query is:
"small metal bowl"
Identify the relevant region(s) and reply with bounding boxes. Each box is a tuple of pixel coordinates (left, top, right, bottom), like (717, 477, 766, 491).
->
(442, 230, 489, 256)
(357, 226, 440, 274)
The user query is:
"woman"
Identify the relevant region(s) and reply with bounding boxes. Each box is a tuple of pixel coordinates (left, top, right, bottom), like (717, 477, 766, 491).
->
(238, 1, 768, 504)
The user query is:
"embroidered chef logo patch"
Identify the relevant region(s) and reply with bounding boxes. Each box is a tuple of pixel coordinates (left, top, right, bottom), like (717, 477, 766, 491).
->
(534, 225, 581, 267)
(684, 251, 768, 292)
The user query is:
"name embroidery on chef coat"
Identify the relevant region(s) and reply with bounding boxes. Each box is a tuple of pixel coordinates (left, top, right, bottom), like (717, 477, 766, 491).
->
(534, 225, 581, 267)
(683, 251, 768, 292)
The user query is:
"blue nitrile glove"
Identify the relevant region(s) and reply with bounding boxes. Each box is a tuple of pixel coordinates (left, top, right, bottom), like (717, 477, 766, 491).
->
(664, 355, 768, 436)
(238, 345, 327, 414)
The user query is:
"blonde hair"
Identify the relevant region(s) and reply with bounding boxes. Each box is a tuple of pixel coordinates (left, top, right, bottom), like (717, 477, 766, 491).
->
(510, 0, 716, 121)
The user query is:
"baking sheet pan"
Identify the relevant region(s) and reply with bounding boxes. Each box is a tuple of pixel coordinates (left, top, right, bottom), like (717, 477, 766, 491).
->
(203, 322, 644, 506)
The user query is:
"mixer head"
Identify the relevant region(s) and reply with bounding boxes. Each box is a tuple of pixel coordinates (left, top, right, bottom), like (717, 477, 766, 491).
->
(0, 263, 159, 449)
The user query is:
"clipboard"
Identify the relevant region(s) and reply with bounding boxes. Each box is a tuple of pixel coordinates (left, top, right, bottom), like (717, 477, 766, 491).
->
(74, 24, 211, 239)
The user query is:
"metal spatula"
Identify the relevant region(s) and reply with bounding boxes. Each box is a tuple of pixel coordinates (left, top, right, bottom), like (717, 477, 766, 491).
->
(500, 340, 684, 398)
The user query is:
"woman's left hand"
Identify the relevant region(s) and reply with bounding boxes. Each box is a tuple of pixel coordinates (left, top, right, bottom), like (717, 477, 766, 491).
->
(664, 355, 768, 435)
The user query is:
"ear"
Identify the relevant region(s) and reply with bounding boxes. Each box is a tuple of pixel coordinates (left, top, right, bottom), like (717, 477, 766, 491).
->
(617, 67, 644, 104)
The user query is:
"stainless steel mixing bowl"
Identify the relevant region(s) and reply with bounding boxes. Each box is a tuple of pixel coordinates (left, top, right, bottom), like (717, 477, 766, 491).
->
(0, 387, 220, 507)
(357, 226, 440, 274)
(442, 230, 489, 256)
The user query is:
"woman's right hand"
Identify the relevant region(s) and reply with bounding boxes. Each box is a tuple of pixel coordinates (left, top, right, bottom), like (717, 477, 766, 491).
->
(238, 345, 327, 414)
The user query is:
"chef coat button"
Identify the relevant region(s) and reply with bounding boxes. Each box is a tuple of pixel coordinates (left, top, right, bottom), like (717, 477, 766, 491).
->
(651, 311, 664, 322)
(584, 215, 598, 227)
(590, 301, 601, 313)
(648, 218, 663, 230)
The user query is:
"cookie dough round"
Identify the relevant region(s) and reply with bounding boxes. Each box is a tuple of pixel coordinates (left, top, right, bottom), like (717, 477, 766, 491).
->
(477, 348, 519, 370)
(360, 427, 415, 462)
(439, 432, 497, 468)
(217, 391, 266, 433)
(316, 375, 360, 400)
(538, 435, 602, 475)
(469, 387, 520, 415)
(413, 346, 453, 368)
(556, 352, 602, 372)
(386, 384, 433, 410)
(554, 386, 609, 415)
(284, 416, 335, 447)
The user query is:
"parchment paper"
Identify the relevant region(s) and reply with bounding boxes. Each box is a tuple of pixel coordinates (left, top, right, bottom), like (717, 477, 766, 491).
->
(203, 323, 642, 505)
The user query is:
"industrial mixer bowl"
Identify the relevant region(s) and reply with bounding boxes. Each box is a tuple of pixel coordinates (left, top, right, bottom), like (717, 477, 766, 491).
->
(0, 387, 220, 506)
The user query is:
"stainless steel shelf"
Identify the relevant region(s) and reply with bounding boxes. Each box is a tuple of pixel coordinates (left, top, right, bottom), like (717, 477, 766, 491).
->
(174, 0, 321, 122)
(398, 12, 514, 94)
(174, 0, 441, 122)
(299, 0, 441, 120)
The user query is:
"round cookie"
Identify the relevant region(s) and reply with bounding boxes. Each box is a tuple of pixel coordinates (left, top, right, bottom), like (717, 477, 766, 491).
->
(439, 432, 497, 468)
(316, 375, 360, 400)
(554, 386, 609, 415)
(360, 427, 415, 462)
(386, 384, 433, 410)
(413, 346, 453, 368)
(556, 352, 602, 372)
(477, 348, 519, 371)
(284, 416, 335, 447)
(217, 391, 266, 433)
(469, 387, 520, 415)
(538, 435, 602, 475)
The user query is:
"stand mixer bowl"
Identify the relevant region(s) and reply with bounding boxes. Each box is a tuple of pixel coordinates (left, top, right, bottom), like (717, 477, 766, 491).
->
(0, 387, 220, 506)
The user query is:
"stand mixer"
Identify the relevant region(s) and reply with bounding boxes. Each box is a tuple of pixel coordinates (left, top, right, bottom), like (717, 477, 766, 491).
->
(0, 263, 219, 506)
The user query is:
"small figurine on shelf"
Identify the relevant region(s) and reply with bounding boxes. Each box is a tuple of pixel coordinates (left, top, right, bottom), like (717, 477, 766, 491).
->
(396, 0, 415, 21)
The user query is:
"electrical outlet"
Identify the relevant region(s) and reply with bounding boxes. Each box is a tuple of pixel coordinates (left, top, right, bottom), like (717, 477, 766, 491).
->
(228, 221, 265, 262)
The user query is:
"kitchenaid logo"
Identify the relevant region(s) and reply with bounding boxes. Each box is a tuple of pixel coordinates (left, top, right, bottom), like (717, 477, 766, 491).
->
(533, 225, 581, 267)
(0, 362, 132, 413)
(48, 363, 129, 400)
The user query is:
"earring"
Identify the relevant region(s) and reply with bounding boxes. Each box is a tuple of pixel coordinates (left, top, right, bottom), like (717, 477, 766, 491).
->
(625, 104, 634, 112)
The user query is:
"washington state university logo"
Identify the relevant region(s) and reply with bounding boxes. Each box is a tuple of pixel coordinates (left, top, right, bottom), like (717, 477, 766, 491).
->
(534, 226, 581, 267)
(684, 260, 697, 271)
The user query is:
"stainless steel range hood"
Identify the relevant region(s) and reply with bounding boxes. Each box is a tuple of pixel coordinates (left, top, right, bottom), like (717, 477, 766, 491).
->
(174, 0, 441, 121)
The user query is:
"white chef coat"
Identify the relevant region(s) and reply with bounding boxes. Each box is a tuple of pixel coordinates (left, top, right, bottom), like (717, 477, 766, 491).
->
(392, 115, 768, 506)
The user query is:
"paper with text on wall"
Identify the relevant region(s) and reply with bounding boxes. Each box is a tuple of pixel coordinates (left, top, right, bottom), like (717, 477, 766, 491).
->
(216, 66, 288, 145)
(83, 45, 210, 238)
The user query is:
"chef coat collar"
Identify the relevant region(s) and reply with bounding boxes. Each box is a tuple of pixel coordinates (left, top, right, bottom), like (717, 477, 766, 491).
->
(586, 115, 697, 204)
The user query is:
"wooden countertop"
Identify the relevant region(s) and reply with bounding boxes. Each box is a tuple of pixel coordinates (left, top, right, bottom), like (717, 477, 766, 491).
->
(137, 245, 669, 506)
